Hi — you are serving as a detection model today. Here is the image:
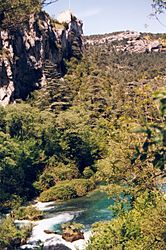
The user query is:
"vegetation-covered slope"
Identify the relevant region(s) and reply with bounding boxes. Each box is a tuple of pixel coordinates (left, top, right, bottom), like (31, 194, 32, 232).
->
(0, 31, 166, 249)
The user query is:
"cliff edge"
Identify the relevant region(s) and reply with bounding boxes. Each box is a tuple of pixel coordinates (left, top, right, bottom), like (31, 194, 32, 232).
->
(0, 10, 83, 106)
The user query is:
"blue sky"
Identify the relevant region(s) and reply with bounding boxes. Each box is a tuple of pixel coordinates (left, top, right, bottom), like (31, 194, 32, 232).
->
(45, 0, 166, 35)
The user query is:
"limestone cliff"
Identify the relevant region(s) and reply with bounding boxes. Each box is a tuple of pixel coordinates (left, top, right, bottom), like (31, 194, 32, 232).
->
(85, 31, 166, 53)
(0, 10, 83, 106)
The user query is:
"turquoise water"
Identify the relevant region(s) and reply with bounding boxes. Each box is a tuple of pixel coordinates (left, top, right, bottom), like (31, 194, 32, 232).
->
(48, 191, 114, 232)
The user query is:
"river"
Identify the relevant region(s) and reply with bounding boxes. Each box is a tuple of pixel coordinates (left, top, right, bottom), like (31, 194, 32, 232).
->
(20, 190, 114, 249)
(47, 190, 114, 232)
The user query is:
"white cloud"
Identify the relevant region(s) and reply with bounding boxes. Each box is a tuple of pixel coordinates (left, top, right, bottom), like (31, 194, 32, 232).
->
(78, 8, 101, 18)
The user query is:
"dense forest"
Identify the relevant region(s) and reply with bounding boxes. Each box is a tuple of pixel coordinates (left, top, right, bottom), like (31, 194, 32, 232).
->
(0, 0, 166, 249)
(1, 37, 166, 249)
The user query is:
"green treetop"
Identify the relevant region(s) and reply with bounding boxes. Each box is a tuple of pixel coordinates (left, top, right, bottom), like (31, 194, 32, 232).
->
(0, 0, 58, 27)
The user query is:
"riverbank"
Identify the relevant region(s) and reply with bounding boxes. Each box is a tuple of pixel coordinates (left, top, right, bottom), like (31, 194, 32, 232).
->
(20, 211, 91, 250)
(18, 191, 113, 249)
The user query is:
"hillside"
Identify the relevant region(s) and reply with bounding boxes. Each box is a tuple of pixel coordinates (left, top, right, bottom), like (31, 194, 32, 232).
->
(84, 31, 166, 53)
(0, 8, 166, 249)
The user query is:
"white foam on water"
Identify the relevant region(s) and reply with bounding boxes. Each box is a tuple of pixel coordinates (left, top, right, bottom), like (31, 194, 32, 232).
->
(15, 219, 31, 224)
(19, 206, 91, 249)
(28, 212, 74, 243)
(34, 201, 56, 211)
(20, 211, 92, 249)
(42, 231, 92, 250)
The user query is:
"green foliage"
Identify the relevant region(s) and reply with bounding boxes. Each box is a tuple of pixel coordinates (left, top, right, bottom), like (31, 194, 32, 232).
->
(87, 92, 166, 249)
(39, 183, 76, 202)
(87, 191, 166, 250)
(83, 167, 95, 179)
(61, 222, 85, 233)
(1, 34, 166, 212)
(0, 101, 102, 210)
(0, 0, 41, 27)
(0, 216, 32, 249)
(0, 104, 56, 209)
(39, 179, 95, 202)
(0, 0, 58, 28)
(34, 163, 80, 191)
(0, 20, 166, 249)
(13, 205, 43, 220)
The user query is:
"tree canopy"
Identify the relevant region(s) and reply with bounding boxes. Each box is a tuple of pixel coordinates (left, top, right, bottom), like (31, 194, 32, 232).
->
(152, 0, 166, 13)
(0, 0, 58, 27)
(0, 0, 166, 249)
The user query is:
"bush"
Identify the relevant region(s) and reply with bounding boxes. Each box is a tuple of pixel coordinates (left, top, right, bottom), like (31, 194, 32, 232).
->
(34, 163, 80, 191)
(13, 205, 43, 221)
(83, 167, 94, 179)
(71, 179, 95, 197)
(87, 192, 166, 250)
(53, 165, 80, 182)
(0, 216, 32, 249)
(39, 183, 77, 202)
(39, 179, 95, 202)
(61, 222, 85, 232)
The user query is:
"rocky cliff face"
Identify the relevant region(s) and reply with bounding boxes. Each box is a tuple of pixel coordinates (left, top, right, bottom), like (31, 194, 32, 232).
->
(0, 11, 83, 106)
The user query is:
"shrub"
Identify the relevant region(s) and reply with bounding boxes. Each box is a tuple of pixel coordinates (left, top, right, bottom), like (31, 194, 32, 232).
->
(87, 193, 166, 250)
(61, 222, 85, 234)
(34, 163, 80, 192)
(71, 179, 95, 197)
(0, 216, 32, 249)
(39, 183, 77, 202)
(53, 165, 80, 182)
(83, 167, 94, 179)
(39, 179, 95, 202)
(13, 205, 43, 221)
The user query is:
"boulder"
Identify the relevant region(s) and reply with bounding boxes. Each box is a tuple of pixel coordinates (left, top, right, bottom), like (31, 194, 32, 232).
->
(62, 231, 84, 242)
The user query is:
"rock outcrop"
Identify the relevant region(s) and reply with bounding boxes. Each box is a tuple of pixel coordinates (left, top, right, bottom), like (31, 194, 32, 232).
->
(0, 10, 83, 106)
(85, 31, 166, 54)
(62, 231, 84, 243)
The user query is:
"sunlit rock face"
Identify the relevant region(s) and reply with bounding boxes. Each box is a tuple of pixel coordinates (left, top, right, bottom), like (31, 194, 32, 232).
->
(85, 31, 166, 53)
(0, 11, 83, 105)
(57, 10, 74, 23)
